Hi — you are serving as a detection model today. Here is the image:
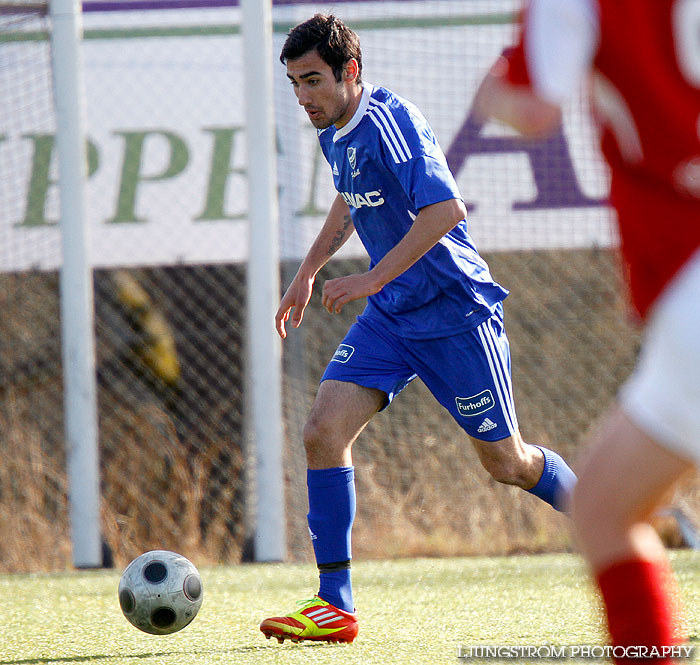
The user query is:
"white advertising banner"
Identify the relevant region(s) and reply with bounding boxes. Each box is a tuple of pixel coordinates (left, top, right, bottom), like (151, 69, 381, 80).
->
(0, 0, 614, 272)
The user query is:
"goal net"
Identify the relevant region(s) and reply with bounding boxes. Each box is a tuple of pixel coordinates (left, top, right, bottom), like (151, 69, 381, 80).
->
(1, 0, 74, 570)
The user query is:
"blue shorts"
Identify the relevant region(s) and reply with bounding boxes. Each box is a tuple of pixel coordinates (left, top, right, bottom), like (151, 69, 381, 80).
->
(321, 309, 518, 441)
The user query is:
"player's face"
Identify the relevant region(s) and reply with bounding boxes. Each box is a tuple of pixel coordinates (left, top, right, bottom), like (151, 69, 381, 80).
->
(286, 50, 357, 130)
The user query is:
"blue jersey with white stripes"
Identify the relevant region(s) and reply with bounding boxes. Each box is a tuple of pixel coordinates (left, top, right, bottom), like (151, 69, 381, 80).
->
(318, 83, 508, 339)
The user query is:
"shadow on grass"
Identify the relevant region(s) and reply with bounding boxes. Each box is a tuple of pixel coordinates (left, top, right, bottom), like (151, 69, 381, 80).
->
(0, 646, 279, 665)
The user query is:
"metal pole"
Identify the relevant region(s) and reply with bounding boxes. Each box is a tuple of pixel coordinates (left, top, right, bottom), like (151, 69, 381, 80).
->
(241, 0, 286, 561)
(50, 0, 101, 568)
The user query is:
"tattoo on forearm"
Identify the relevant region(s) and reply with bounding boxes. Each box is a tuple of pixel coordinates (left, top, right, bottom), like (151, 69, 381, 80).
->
(327, 214, 353, 256)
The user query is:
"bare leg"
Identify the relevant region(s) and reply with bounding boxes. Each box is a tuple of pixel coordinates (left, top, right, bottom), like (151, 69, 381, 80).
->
(572, 406, 693, 660)
(303, 379, 386, 469)
(573, 407, 692, 570)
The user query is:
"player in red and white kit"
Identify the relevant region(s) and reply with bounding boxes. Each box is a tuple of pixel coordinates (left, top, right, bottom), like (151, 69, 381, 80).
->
(474, 0, 700, 660)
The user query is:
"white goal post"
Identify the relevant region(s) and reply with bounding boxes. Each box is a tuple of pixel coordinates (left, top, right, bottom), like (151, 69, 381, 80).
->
(49, 0, 101, 568)
(241, 0, 286, 563)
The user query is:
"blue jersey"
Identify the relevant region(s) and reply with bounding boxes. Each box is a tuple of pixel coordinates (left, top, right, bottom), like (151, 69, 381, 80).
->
(318, 83, 508, 339)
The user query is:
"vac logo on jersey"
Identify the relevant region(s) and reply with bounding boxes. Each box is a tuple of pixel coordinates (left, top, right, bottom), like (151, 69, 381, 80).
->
(455, 390, 495, 417)
(347, 146, 360, 178)
(331, 344, 355, 363)
(340, 191, 384, 209)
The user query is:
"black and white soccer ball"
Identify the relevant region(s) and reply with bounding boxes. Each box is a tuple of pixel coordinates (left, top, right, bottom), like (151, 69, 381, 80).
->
(118, 550, 203, 635)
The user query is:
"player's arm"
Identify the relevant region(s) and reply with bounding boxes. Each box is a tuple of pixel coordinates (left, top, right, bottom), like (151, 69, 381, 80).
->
(472, 0, 598, 137)
(321, 197, 466, 314)
(275, 193, 355, 338)
(472, 54, 562, 137)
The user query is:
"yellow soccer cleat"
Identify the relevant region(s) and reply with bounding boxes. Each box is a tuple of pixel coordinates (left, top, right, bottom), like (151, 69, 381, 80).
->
(260, 596, 359, 644)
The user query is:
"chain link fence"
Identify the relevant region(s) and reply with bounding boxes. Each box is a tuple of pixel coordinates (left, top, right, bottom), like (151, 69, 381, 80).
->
(2, 1, 692, 574)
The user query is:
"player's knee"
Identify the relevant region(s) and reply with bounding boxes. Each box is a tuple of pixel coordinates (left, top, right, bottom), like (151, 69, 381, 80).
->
(571, 474, 610, 539)
(302, 416, 326, 454)
(302, 414, 344, 459)
(472, 434, 542, 488)
(570, 462, 638, 550)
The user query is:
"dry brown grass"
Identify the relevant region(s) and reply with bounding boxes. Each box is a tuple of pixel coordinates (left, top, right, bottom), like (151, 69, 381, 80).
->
(0, 386, 72, 573)
(1, 251, 695, 573)
(100, 401, 244, 569)
(0, 385, 245, 573)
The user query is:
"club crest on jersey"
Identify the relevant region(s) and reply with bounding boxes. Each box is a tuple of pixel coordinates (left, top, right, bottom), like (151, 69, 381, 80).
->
(455, 390, 495, 417)
(347, 146, 360, 178)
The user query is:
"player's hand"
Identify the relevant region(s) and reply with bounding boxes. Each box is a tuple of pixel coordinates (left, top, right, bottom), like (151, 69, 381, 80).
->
(321, 272, 382, 314)
(275, 275, 314, 339)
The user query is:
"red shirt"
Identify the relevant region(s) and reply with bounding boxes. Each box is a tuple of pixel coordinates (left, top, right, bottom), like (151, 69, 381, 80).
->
(505, 0, 700, 318)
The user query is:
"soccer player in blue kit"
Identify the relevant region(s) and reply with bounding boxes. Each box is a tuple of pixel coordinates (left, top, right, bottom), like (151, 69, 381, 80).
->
(260, 14, 576, 645)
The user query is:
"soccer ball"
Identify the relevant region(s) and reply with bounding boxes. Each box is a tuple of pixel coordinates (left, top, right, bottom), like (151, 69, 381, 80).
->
(118, 550, 203, 635)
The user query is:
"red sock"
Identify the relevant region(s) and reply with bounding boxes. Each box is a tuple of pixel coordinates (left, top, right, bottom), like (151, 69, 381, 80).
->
(596, 558, 684, 664)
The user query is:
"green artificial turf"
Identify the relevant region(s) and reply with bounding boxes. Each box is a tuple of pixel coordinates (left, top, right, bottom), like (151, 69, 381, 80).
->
(2, 552, 699, 664)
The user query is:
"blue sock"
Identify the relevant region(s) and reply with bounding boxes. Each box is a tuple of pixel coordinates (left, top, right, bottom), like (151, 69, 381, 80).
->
(307, 466, 355, 613)
(526, 446, 577, 512)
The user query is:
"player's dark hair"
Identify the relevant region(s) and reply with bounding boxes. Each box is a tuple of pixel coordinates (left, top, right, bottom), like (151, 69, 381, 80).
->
(280, 14, 363, 85)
